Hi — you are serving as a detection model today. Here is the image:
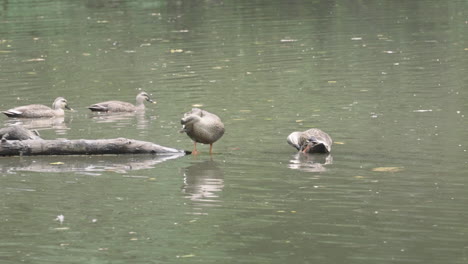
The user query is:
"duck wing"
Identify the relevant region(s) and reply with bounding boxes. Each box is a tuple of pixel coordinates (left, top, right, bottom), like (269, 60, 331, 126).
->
(88, 101, 135, 112)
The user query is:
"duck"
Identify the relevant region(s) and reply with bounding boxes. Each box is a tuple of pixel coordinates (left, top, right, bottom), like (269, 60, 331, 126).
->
(180, 108, 225, 155)
(287, 128, 332, 154)
(88, 91, 156, 112)
(2, 97, 71, 118)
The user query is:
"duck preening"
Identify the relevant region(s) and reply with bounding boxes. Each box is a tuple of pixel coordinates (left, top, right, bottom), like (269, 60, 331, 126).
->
(287, 128, 332, 154)
(180, 108, 225, 155)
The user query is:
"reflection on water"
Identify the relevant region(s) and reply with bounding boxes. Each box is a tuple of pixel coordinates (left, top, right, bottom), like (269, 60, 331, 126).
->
(88, 111, 150, 130)
(181, 160, 224, 209)
(3, 117, 68, 134)
(288, 153, 333, 172)
(0, 154, 184, 175)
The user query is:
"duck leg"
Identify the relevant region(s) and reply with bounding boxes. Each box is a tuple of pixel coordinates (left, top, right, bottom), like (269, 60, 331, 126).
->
(209, 144, 214, 155)
(192, 142, 200, 155)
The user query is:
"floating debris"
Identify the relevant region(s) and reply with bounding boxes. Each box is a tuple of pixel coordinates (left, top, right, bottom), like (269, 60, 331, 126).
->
(179, 254, 196, 258)
(372, 167, 404, 172)
(280, 39, 298, 43)
(413, 109, 432, 113)
(24, 58, 45, 62)
(55, 215, 65, 224)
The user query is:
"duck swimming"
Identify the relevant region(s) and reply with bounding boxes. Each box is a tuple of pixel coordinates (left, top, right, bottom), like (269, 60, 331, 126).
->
(3, 97, 71, 118)
(88, 91, 156, 112)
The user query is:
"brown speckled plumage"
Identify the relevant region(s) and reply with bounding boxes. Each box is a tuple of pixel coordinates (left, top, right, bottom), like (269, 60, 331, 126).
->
(3, 97, 71, 118)
(88, 92, 156, 112)
(287, 128, 332, 153)
(180, 108, 224, 154)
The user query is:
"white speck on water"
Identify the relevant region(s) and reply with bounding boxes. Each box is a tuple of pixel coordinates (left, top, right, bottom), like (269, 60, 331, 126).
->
(55, 215, 64, 224)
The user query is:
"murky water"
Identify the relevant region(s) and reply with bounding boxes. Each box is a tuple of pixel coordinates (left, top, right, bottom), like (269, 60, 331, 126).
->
(0, 0, 467, 263)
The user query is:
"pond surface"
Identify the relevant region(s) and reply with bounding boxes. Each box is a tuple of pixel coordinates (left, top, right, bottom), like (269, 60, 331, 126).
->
(0, 0, 467, 263)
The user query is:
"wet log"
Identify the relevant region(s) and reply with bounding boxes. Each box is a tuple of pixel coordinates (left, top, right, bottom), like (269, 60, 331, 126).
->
(0, 138, 189, 156)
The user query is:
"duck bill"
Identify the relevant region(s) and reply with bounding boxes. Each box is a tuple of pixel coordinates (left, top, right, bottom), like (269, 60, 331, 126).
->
(65, 105, 73, 111)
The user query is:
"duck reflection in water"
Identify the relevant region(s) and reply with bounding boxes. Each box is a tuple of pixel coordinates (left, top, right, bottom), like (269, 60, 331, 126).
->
(181, 160, 224, 207)
(4, 116, 68, 132)
(88, 111, 149, 129)
(288, 153, 333, 172)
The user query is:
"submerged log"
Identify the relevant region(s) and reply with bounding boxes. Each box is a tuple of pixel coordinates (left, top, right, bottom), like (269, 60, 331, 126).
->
(0, 138, 189, 156)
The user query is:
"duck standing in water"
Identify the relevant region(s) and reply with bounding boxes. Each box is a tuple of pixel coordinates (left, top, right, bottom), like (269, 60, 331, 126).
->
(88, 91, 156, 112)
(180, 108, 225, 155)
(2, 97, 71, 118)
(287, 128, 332, 154)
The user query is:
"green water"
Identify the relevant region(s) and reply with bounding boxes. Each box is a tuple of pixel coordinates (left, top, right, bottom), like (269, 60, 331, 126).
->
(0, 0, 467, 263)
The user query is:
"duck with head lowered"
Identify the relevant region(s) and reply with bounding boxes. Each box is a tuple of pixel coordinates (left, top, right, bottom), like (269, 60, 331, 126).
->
(180, 108, 225, 155)
(287, 128, 332, 154)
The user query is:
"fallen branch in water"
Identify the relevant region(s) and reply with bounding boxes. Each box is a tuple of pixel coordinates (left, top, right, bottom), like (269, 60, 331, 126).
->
(0, 125, 189, 156)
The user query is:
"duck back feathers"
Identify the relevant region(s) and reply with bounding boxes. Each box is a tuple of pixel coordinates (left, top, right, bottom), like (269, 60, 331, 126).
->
(180, 108, 225, 144)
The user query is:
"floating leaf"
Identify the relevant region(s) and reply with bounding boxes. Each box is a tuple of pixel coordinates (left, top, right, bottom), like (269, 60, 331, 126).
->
(170, 49, 183, 53)
(180, 254, 195, 258)
(328, 80, 337, 84)
(239, 109, 251, 113)
(372, 167, 404, 172)
(334, 142, 345, 145)
(192, 104, 203, 107)
(50, 162, 64, 165)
